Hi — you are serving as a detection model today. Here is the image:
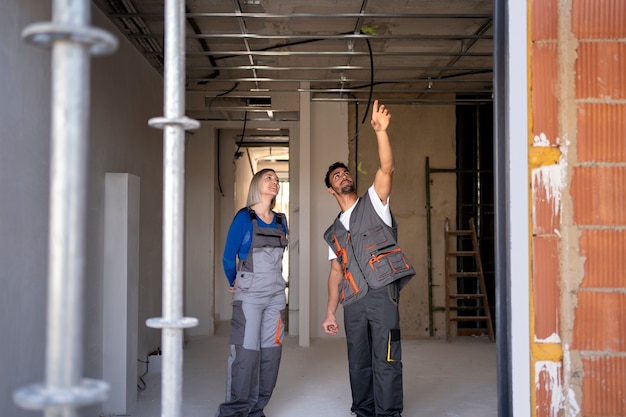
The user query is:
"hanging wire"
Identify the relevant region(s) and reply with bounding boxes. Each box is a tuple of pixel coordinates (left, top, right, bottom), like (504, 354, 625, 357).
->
(349, 36, 374, 141)
(233, 110, 248, 162)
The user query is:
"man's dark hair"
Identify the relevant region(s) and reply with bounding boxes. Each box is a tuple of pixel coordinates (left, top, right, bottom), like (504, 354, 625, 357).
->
(324, 162, 349, 188)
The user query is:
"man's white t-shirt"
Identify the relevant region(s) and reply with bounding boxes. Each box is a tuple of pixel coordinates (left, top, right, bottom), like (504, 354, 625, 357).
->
(328, 185, 392, 261)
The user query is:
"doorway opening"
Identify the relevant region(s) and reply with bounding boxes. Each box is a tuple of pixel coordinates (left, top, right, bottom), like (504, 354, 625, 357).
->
(455, 96, 495, 335)
(218, 127, 291, 328)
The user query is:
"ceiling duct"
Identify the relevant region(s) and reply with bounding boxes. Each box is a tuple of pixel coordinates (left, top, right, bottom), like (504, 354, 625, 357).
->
(204, 95, 272, 111)
(246, 96, 271, 107)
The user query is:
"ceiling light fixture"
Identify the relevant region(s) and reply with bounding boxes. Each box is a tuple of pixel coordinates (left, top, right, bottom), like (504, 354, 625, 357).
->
(255, 127, 282, 131)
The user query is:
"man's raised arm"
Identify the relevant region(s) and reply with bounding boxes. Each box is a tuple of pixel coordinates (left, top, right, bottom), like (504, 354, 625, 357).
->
(371, 100, 394, 204)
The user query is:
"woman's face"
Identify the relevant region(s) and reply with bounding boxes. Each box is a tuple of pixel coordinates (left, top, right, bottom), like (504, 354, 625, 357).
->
(260, 170, 280, 196)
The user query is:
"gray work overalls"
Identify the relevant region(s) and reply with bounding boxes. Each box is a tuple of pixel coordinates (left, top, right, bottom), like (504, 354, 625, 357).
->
(324, 194, 412, 417)
(217, 208, 288, 417)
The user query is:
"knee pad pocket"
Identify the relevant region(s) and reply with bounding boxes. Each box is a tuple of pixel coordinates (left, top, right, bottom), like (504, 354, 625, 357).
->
(387, 328, 402, 362)
(229, 300, 246, 345)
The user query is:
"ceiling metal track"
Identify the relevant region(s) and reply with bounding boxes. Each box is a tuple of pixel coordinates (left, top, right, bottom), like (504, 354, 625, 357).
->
(186, 77, 491, 83)
(95, 0, 495, 113)
(231, 0, 260, 90)
(190, 88, 492, 94)
(162, 51, 493, 57)
(197, 98, 494, 109)
(109, 12, 494, 19)
(311, 97, 493, 104)
(187, 65, 493, 71)
(132, 33, 493, 41)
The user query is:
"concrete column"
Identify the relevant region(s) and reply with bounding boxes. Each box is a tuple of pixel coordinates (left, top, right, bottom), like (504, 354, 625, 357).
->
(102, 173, 140, 415)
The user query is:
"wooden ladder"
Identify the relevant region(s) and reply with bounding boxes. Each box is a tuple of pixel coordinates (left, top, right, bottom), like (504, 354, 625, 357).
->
(444, 217, 494, 342)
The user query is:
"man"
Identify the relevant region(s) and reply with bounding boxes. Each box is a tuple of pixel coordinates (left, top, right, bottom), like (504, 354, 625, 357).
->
(322, 100, 414, 417)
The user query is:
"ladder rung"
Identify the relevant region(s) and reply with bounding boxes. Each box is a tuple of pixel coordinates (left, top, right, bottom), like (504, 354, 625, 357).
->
(451, 316, 490, 321)
(450, 294, 486, 299)
(449, 272, 480, 277)
(450, 306, 487, 312)
(450, 303, 487, 307)
(447, 230, 473, 236)
(448, 250, 478, 256)
(444, 217, 495, 342)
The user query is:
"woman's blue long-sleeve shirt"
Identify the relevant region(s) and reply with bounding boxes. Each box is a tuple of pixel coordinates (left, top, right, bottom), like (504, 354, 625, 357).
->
(222, 208, 288, 286)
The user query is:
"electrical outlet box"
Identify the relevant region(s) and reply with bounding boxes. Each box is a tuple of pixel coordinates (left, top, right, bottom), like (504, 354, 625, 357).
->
(149, 354, 162, 373)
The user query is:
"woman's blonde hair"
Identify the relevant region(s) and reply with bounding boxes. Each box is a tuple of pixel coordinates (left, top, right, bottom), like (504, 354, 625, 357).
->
(246, 168, 278, 209)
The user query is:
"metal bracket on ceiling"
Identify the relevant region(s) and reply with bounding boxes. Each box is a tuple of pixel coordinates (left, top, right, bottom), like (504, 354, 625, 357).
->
(233, 0, 260, 91)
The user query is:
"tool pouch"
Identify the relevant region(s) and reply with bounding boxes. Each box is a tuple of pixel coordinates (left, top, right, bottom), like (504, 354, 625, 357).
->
(358, 225, 415, 290)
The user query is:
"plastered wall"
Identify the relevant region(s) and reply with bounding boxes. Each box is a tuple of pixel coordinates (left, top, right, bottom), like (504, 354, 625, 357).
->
(348, 102, 457, 338)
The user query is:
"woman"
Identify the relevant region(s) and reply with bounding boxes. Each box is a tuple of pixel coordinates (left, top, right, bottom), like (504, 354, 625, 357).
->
(216, 168, 288, 417)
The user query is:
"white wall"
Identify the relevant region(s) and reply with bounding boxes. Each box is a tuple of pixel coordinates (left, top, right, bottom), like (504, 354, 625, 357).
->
(0, 2, 51, 416)
(1, 3, 165, 416)
(88, 5, 165, 385)
(310, 102, 351, 338)
(185, 130, 216, 337)
(215, 129, 237, 321)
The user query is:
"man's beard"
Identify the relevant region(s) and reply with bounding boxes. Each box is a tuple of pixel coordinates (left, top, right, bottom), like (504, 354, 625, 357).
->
(339, 183, 355, 194)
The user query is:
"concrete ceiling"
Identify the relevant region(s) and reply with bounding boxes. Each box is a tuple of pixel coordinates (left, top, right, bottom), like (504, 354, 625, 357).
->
(94, 0, 494, 124)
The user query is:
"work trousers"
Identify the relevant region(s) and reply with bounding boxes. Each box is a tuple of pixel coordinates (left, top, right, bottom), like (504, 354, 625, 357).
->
(343, 284, 403, 417)
(216, 290, 286, 417)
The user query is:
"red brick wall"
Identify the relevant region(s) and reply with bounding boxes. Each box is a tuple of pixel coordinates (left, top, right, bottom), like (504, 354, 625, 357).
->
(531, 0, 626, 415)
(570, 1, 626, 414)
(530, 0, 562, 415)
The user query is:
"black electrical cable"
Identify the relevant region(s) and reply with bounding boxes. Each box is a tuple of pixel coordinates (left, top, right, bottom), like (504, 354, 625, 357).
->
(232, 112, 255, 176)
(233, 111, 248, 162)
(246, 148, 255, 176)
(212, 83, 240, 198)
(206, 83, 240, 113)
(216, 31, 355, 61)
(348, 37, 374, 142)
(361, 38, 374, 126)
(137, 356, 150, 391)
(217, 130, 225, 196)
(216, 83, 239, 97)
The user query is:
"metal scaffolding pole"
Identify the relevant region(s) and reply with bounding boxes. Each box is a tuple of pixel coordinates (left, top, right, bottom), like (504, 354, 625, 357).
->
(146, 0, 199, 415)
(13, 0, 117, 415)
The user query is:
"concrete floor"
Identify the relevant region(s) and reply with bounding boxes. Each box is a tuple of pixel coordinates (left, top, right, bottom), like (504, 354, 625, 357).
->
(128, 323, 497, 417)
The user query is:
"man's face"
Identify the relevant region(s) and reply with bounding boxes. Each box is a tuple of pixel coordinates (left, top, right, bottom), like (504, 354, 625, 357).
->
(329, 168, 355, 195)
